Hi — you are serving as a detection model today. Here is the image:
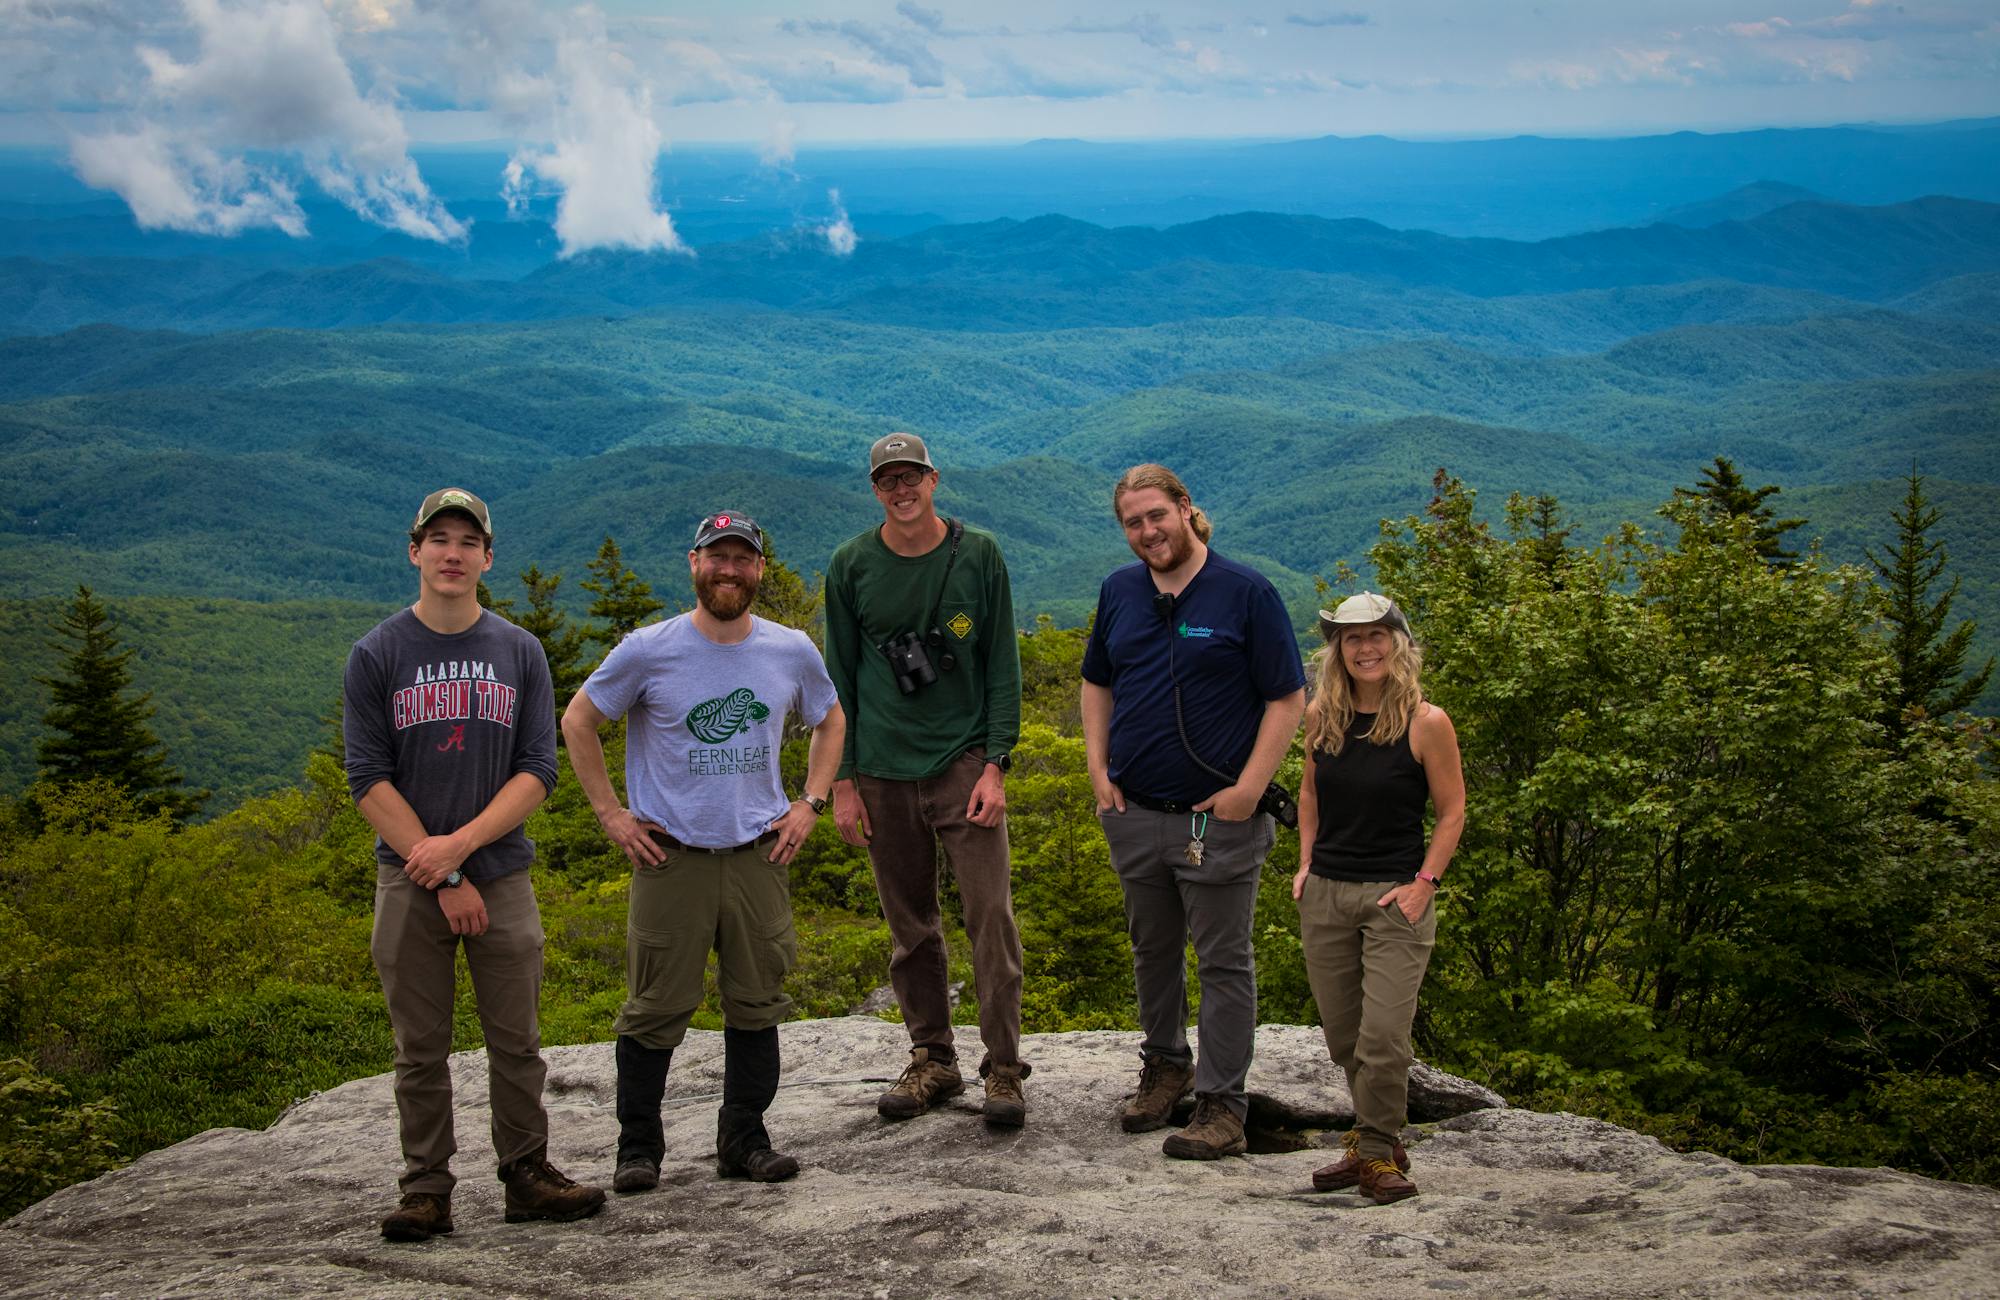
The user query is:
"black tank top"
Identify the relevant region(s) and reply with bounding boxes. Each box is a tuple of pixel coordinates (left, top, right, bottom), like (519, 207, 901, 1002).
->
(1310, 711, 1427, 883)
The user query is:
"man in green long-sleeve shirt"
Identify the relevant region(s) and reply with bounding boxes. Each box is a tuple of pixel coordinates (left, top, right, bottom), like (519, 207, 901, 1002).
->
(825, 431, 1030, 1128)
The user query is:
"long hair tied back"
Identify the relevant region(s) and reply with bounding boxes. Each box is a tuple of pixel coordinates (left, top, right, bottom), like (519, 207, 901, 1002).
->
(1112, 463, 1212, 541)
(1304, 626, 1424, 754)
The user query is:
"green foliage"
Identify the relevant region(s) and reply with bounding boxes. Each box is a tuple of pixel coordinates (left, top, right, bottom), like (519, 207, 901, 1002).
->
(1869, 467, 1995, 729)
(1368, 473, 2000, 1187)
(1008, 725, 1132, 1030)
(513, 564, 589, 716)
(35, 587, 206, 823)
(1670, 455, 1804, 562)
(579, 535, 665, 651)
(0, 1058, 120, 1219)
(753, 542, 825, 648)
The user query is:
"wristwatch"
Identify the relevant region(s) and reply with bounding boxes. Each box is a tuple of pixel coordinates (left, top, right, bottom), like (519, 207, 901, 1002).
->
(443, 870, 464, 888)
(803, 792, 829, 815)
(1415, 870, 1443, 888)
(986, 753, 1012, 773)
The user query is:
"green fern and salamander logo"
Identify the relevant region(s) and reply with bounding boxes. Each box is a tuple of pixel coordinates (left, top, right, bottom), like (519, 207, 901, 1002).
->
(684, 688, 772, 743)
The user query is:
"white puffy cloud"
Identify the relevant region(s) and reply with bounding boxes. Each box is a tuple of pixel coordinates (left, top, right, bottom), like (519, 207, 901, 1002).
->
(820, 187, 856, 256)
(503, 27, 685, 257)
(64, 0, 463, 240)
(70, 122, 306, 234)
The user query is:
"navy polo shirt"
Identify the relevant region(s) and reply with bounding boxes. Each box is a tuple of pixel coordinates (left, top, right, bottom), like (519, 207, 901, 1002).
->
(1081, 550, 1306, 804)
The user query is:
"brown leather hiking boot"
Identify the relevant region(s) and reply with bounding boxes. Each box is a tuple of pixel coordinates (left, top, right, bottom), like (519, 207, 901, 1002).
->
(380, 1191, 453, 1242)
(501, 1156, 607, 1224)
(979, 1058, 1031, 1128)
(1119, 1052, 1193, 1133)
(1312, 1130, 1410, 1191)
(1357, 1155, 1419, 1204)
(1161, 1095, 1247, 1160)
(876, 1047, 965, 1119)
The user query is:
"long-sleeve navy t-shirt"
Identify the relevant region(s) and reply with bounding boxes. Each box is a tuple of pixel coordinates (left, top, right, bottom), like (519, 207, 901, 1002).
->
(343, 607, 558, 884)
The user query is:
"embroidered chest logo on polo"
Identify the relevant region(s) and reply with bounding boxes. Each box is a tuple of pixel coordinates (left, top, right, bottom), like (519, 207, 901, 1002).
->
(947, 611, 973, 639)
(684, 688, 772, 743)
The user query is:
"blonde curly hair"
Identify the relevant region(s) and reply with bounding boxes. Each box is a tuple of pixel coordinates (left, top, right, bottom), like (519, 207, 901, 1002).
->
(1304, 625, 1424, 754)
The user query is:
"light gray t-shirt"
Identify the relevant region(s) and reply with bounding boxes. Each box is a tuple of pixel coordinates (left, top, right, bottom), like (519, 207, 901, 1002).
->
(582, 613, 838, 848)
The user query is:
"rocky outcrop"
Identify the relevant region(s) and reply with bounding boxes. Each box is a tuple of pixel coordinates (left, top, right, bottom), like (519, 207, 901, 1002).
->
(4, 1019, 1996, 1298)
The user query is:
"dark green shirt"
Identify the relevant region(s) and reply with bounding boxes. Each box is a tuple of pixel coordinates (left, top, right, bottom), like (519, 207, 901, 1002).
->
(824, 519, 1021, 781)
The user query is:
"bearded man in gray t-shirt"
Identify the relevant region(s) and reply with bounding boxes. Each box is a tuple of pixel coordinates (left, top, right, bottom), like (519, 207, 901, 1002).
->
(563, 512, 845, 1191)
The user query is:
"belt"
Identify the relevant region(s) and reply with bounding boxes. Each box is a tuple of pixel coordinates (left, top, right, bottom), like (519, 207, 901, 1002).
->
(1123, 791, 1201, 816)
(646, 829, 778, 855)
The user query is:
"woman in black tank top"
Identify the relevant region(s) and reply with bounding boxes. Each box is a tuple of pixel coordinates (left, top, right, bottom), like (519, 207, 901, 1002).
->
(1291, 593, 1465, 1205)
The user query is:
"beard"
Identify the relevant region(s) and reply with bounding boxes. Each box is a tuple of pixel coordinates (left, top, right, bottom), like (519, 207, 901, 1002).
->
(1130, 519, 1195, 573)
(694, 567, 759, 621)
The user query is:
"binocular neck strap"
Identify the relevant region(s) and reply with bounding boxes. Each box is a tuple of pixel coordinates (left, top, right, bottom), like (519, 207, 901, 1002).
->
(925, 517, 966, 639)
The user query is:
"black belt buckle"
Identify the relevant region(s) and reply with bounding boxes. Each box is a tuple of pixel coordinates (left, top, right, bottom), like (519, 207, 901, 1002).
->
(1126, 792, 1196, 815)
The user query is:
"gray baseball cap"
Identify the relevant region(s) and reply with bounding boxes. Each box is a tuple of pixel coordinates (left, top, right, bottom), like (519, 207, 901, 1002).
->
(692, 511, 765, 553)
(1318, 591, 1411, 640)
(414, 487, 492, 536)
(869, 432, 934, 476)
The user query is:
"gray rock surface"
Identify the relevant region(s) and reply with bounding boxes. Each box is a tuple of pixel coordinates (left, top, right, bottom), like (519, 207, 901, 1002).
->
(4, 1018, 1996, 1298)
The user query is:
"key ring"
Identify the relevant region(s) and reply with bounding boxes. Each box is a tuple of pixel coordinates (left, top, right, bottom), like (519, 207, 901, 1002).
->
(1190, 812, 1208, 841)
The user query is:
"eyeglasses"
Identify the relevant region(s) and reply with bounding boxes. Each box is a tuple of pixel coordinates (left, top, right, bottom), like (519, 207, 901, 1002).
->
(873, 467, 929, 490)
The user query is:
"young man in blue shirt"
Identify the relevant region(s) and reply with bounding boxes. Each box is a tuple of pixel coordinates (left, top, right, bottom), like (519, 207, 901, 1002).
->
(1080, 464, 1305, 1159)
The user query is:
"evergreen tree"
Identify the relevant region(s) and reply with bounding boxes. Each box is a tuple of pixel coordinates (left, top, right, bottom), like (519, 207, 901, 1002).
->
(579, 535, 664, 652)
(476, 579, 514, 619)
(1671, 455, 1804, 563)
(36, 587, 208, 823)
(752, 541, 824, 647)
(1521, 493, 1573, 578)
(1868, 467, 1994, 729)
(516, 564, 588, 715)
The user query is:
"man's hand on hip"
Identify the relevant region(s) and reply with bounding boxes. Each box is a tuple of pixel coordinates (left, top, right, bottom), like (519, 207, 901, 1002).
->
(599, 806, 667, 868)
(767, 801, 819, 866)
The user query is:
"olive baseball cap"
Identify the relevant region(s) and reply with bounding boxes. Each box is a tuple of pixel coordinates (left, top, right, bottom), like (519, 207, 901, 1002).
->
(1318, 591, 1411, 640)
(414, 487, 492, 536)
(869, 432, 934, 476)
(693, 511, 765, 553)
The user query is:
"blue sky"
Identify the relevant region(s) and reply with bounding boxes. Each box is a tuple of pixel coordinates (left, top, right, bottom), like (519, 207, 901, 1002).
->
(5, 0, 1996, 248)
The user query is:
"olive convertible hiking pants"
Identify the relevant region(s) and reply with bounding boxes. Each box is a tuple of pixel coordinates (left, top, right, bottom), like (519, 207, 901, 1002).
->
(1297, 874, 1437, 1161)
(371, 865, 549, 1195)
(614, 838, 797, 1050)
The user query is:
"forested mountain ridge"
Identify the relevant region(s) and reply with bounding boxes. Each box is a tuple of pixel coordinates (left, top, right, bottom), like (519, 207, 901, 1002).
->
(5, 196, 1999, 337)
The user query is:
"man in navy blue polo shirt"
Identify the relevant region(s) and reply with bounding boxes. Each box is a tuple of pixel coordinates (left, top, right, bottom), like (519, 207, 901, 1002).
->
(1081, 464, 1305, 1160)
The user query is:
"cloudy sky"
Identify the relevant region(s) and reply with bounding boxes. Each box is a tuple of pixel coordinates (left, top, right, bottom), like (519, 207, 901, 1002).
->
(4, 0, 1995, 248)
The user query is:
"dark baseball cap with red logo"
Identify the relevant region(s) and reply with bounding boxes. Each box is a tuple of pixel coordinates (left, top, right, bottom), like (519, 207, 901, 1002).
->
(692, 511, 765, 553)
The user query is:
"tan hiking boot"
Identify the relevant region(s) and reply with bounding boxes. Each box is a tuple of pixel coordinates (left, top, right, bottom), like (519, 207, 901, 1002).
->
(1312, 1130, 1409, 1192)
(501, 1156, 607, 1223)
(876, 1047, 965, 1119)
(380, 1191, 453, 1242)
(1357, 1155, 1419, 1204)
(1119, 1052, 1193, 1133)
(1161, 1095, 1247, 1160)
(979, 1058, 1031, 1128)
